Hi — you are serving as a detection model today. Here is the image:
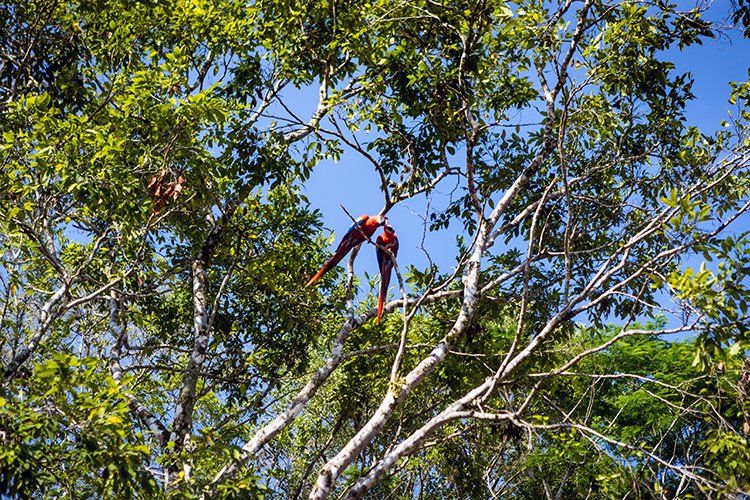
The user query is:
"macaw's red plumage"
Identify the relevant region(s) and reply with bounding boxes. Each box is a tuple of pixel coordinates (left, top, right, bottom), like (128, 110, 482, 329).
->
(306, 214, 386, 287)
(375, 224, 399, 323)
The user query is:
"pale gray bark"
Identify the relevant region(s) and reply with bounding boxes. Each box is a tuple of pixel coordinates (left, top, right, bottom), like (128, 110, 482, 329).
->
(169, 257, 210, 461)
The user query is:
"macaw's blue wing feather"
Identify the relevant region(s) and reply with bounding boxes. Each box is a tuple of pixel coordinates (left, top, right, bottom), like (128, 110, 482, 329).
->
(344, 215, 368, 237)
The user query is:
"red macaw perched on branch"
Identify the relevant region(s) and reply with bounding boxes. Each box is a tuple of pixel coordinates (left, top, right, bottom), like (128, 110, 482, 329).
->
(376, 224, 399, 323)
(306, 214, 386, 287)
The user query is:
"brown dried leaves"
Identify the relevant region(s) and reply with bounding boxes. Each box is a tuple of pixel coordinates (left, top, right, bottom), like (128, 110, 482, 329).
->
(147, 171, 186, 212)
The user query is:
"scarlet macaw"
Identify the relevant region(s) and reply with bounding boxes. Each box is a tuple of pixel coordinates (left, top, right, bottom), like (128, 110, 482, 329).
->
(306, 214, 386, 287)
(375, 224, 399, 323)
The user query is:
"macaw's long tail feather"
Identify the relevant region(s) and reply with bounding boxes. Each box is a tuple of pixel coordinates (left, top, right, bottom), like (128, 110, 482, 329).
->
(305, 243, 352, 287)
(306, 255, 337, 287)
(305, 263, 331, 287)
(376, 267, 391, 323)
(376, 293, 385, 323)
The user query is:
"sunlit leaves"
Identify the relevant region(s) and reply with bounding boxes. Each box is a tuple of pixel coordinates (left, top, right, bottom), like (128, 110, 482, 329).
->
(0, 355, 157, 498)
(1, 0, 749, 497)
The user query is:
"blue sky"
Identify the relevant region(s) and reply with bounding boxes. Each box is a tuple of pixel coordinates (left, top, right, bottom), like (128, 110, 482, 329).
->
(294, 2, 750, 315)
(677, 4, 750, 130)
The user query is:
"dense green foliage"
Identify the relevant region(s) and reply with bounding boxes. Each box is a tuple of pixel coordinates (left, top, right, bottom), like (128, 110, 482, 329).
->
(1, 0, 749, 498)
